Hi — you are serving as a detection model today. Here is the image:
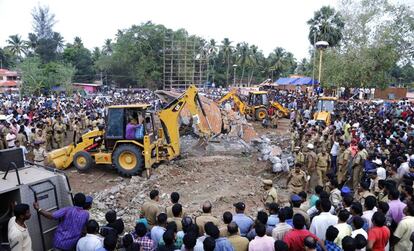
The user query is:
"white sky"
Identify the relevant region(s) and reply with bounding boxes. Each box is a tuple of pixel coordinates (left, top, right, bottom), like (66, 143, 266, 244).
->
(1, 0, 342, 60)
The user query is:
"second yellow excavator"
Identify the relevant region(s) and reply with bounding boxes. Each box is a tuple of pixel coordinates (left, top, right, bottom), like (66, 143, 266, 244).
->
(216, 89, 289, 120)
(47, 85, 212, 177)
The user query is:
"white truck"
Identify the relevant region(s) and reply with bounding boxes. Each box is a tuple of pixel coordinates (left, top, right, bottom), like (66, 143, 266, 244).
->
(0, 148, 73, 251)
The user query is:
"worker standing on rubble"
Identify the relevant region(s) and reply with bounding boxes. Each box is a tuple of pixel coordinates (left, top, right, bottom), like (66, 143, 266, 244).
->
(262, 179, 278, 205)
(286, 163, 307, 194)
(290, 128, 299, 152)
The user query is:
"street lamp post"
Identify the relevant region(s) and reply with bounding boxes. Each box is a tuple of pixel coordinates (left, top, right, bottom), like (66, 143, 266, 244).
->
(232, 64, 238, 87)
(315, 41, 329, 84)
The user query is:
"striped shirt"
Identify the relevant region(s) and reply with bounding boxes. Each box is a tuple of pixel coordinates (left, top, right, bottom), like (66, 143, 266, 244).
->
(52, 206, 89, 250)
(272, 222, 292, 241)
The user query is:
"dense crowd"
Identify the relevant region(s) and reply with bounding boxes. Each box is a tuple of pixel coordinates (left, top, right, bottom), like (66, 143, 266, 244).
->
(5, 87, 414, 251)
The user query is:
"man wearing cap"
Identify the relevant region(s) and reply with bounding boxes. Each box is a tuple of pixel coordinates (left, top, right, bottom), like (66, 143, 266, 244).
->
(352, 143, 368, 191)
(316, 147, 330, 186)
(293, 146, 305, 166)
(262, 180, 278, 205)
(305, 143, 318, 192)
(337, 142, 352, 185)
(232, 202, 253, 237)
(33, 141, 47, 165)
(286, 163, 307, 194)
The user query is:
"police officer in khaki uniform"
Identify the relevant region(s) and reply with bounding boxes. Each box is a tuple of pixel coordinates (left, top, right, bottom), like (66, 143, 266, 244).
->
(316, 147, 330, 186)
(305, 143, 318, 193)
(290, 128, 299, 152)
(141, 190, 160, 228)
(53, 117, 65, 148)
(294, 146, 305, 166)
(33, 141, 47, 165)
(195, 201, 220, 236)
(352, 143, 368, 191)
(72, 120, 82, 144)
(337, 142, 352, 184)
(44, 123, 54, 151)
(262, 179, 278, 205)
(286, 163, 307, 194)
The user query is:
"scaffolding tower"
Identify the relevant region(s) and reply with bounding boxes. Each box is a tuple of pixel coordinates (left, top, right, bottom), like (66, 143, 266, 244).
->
(163, 32, 208, 90)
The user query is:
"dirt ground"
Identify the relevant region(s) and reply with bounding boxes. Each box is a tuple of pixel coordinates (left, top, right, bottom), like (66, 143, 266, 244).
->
(62, 118, 292, 226)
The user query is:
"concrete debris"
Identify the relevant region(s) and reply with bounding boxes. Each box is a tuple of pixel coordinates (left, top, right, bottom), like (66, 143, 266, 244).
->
(251, 135, 294, 173)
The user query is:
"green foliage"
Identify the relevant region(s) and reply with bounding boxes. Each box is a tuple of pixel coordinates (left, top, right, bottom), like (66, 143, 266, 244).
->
(63, 37, 95, 82)
(6, 35, 27, 58)
(0, 48, 16, 68)
(18, 57, 74, 95)
(307, 6, 345, 47)
(317, 0, 414, 88)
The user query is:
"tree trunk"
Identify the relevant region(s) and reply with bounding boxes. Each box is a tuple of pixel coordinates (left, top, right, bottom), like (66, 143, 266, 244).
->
(226, 54, 230, 85)
(248, 69, 255, 86)
(240, 66, 245, 87)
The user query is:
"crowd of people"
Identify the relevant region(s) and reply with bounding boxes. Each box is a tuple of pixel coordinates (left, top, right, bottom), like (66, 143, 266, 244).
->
(5, 87, 414, 251)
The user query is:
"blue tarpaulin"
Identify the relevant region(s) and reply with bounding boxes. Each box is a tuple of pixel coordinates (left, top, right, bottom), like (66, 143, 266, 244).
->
(276, 78, 298, 85)
(275, 77, 319, 85)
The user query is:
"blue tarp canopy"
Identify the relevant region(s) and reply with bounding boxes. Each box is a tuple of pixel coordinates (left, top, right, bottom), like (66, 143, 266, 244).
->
(275, 78, 298, 85)
(275, 77, 319, 85)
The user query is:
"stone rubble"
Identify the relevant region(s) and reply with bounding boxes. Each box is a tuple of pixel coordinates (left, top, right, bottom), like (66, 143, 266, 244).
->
(251, 135, 294, 173)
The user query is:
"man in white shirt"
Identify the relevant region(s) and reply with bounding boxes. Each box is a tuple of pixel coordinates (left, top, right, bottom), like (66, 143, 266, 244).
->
(8, 203, 32, 251)
(397, 156, 410, 179)
(310, 199, 338, 241)
(361, 196, 377, 230)
(76, 220, 103, 251)
(6, 131, 16, 148)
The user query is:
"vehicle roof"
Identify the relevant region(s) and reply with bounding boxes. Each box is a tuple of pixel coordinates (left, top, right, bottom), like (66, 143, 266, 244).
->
(318, 97, 338, 101)
(107, 104, 152, 109)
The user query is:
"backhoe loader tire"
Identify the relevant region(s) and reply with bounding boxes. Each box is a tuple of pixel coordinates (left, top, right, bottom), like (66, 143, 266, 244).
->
(255, 108, 268, 121)
(73, 151, 94, 172)
(112, 144, 143, 177)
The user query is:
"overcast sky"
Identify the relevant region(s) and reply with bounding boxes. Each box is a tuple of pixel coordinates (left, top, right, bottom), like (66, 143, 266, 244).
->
(2, 0, 342, 60)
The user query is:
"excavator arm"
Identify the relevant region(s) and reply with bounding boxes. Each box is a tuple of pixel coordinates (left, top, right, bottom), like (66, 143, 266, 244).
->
(157, 85, 212, 158)
(216, 89, 247, 114)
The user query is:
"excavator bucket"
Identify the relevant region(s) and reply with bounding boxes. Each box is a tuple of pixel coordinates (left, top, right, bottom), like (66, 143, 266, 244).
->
(47, 145, 74, 169)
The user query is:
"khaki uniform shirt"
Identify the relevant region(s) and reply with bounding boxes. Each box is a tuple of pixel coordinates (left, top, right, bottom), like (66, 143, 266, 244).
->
(264, 187, 278, 204)
(165, 205, 186, 219)
(288, 170, 307, 187)
(228, 235, 249, 251)
(33, 147, 47, 163)
(141, 200, 160, 227)
(53, 123, 65, 135)
(316, 153, 330, 168)
(167, 217, 183, 231)
(195, 213, 220, 236)
(306, 151, 317, 171)
(295, 152, 305, 165)
(293, 207, 310, 227)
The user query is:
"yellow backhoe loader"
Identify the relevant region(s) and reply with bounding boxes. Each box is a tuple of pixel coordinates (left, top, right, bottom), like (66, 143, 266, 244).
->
(313, 96, 337, 125)
(217, 89, 289, 120)
(47, 85, 212, 177)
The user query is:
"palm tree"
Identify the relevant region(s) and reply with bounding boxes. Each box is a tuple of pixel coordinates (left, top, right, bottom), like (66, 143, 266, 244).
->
(26, 33, 38, 54)
(221, 38, 233, 84)
(307, 6, 345, 47)
(248, 45, 261, 85)
(6, 34, 26, 58)
(73, 36, 83, 48)
(103, 39, 112, 55)
(53, 32, 64, 52)
(206, 39, 218, 84)
(268, 47, 286, 80)
(236, 42, 250, 86)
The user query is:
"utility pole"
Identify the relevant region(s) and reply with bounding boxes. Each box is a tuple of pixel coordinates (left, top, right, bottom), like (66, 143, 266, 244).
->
(312, 32, 316, 83)
(100, 72, 103, 85)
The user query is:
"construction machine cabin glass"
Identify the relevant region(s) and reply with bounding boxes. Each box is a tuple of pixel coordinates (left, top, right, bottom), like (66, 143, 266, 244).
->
(316, 99, 335, 113)
(248, 92, 269, 106)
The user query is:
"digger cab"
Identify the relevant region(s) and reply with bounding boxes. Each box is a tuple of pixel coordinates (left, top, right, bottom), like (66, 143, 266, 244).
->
(314, 97, 337, 125)
(104, 104, 156, 149)
(247, 91, 269, 120)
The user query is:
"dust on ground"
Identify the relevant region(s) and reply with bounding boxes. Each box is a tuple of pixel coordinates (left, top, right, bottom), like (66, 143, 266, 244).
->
(64, 119, 292, 229)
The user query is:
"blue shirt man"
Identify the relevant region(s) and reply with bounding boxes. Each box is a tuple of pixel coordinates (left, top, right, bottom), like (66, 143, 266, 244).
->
(232, 202, 253, 237)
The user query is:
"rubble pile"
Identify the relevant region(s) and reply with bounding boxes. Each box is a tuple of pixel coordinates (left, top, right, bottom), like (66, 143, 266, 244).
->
(89, 155, 269, 231)
(251, 135, 294, 173)
(221, 108, 258, 143)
